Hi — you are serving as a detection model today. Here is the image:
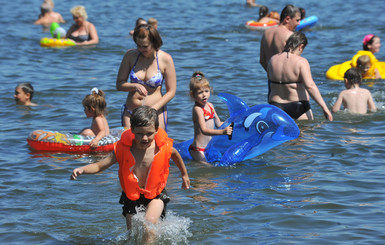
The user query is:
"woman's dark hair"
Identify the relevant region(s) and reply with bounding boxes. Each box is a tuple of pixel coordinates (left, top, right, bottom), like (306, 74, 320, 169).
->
(133, 24, 163, 51)
(130, 106, 159, 130)
(280, 4, 300, 23)
(258, 6, 269, 21)
(283, 32, 308, 52)
(363, 35, 378, 50)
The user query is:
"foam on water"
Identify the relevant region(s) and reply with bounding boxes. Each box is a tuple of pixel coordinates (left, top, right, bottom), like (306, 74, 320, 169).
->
(126, 207, 192, 245)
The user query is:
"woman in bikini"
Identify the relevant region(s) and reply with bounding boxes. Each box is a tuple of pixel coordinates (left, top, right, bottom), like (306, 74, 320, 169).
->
(267, 32, 333, 121)
(66, 5, 99, 46)
(116, 24, 176, 130)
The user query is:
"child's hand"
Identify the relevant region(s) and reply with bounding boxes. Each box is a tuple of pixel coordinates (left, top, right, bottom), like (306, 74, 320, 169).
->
(181, 174, 190, 189)
(71, 167, 84, 180)
(224, 125, 233, 136)
(89, 138, 99, 148)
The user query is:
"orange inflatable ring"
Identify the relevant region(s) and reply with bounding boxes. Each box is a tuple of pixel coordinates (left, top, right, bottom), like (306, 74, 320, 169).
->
(27, 127, 125, 153)
(245, 20, 278, 31)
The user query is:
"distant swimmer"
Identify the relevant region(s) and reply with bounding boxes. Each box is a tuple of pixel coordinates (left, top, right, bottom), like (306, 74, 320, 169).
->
(257, 6, 279, 24)
(14, 83, 37, 106)
(34, 2, 65, 26)
(66, 5, 99, 45)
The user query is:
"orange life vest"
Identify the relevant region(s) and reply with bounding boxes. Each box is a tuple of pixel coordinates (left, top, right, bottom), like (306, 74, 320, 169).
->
(114, 128, 173, 200)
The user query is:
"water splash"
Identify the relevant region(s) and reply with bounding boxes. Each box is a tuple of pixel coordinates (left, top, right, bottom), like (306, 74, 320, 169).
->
(128, 207, 192, 245)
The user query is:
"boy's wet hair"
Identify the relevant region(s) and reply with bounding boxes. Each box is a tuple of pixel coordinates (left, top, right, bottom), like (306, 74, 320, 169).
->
(130, 106, 159, 130)
(344, 68, 362, 86)
(17, 83, 34, 100)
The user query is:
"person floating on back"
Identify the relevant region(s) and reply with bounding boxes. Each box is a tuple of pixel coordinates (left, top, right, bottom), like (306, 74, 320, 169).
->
(332, 68, 376, 114)
(79, 88, 110, 148)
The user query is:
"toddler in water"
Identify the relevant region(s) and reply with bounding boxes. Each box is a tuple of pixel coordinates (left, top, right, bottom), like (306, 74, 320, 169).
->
(332, 68, 376, 114)
(14, 83, 37, 106)
(356, 55, 381, 79)
(189, 72, 233, 163)
(80, 88, 110, 148)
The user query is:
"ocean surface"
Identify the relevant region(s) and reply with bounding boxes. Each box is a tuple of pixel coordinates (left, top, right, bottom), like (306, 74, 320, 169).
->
(1, 0, 385, 244)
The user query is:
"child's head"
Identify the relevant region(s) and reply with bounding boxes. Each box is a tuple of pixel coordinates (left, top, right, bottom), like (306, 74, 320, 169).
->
(130, 106, 159, 130)
(356, 55, 371, 75)
(344, 68, 362, 88)
(189, 71, 211, 99)
(14, 83, 34, 105)
(363, 34, 381, 53)
(268, 11, 280, 20)
(82, 88, 107, 117)
(148, 18, 158, 29)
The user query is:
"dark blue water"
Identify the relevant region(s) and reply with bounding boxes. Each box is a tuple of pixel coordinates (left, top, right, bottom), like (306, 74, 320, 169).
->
(1, 0, 385, 244)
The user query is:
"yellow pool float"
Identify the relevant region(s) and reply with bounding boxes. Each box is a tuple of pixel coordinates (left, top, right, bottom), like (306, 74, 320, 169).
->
(326, 50, 385, 80)
(40, 37, 76, 48)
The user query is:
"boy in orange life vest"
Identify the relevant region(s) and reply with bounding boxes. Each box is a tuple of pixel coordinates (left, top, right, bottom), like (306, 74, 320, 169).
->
(71, 106, 190, 232)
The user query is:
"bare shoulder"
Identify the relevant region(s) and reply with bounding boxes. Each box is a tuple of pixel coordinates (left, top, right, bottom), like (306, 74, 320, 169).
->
(158, 50, 173, 63)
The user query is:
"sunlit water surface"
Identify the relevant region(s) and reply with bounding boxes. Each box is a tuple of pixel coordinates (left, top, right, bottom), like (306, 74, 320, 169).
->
(1, 0, 385, 244)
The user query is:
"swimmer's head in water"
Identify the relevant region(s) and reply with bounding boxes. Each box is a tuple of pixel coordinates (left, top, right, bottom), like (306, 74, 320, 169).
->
(14, 83, 34, 105)
(362, 34, 380, 53)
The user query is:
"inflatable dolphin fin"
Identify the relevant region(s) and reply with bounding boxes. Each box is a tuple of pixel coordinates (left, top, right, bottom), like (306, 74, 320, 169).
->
(218, 93, 249, 117)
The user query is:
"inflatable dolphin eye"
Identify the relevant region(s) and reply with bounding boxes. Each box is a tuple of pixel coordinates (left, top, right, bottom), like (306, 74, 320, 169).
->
(256, 121, 269, 134)
(244, 112, 262, 129)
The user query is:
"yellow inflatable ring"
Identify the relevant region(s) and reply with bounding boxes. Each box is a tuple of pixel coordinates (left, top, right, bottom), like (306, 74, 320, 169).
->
(40, 37, 76, 48)
(326, 50, 385, 80)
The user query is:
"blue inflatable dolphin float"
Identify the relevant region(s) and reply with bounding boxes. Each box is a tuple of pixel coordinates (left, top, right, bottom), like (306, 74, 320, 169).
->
(174, 93, 300, 166)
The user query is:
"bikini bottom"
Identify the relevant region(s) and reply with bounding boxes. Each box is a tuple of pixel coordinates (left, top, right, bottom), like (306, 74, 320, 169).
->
(269, 101, 311, 120)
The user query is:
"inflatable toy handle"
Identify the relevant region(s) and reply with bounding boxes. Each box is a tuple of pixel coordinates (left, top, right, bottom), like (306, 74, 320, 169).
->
(228, 122, 234, 140)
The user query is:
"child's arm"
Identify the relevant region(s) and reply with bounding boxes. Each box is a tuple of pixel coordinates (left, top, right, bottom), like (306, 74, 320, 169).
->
(71, 152, 117, 180)
(332, 92, 344, 113)
(89, 116, 108, 148)
(194, 106, 232, 136)
(367, 92, 377, 112)
(171, 147, 190, 189)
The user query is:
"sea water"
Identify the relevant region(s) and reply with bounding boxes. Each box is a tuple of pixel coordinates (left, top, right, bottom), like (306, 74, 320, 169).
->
(1, 0, 385, 244)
